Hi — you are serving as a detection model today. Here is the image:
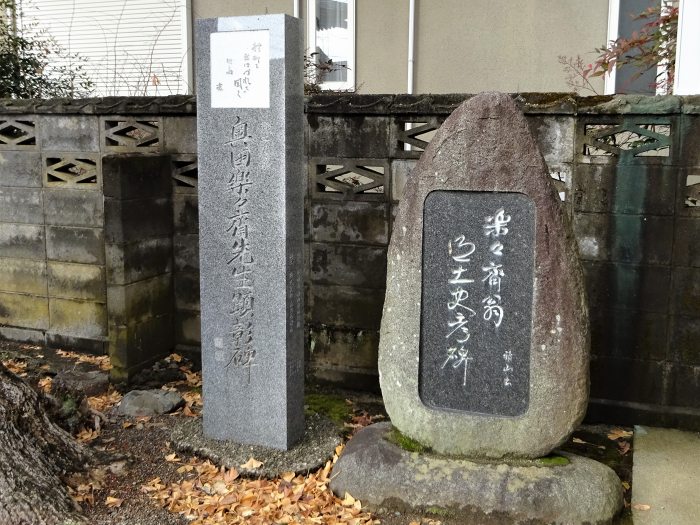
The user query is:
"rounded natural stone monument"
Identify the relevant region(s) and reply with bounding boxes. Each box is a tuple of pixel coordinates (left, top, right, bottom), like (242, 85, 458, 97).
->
(379, 92, 589, 459)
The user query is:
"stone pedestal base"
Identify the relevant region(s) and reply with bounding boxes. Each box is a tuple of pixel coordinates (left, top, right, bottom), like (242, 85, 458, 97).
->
(330, 423, 623, 524)
(171, 413, 341, 478)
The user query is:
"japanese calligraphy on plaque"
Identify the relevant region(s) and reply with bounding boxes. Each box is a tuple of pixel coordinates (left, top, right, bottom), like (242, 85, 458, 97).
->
(419, 191, 535, 416)
(210, 30, 270, 108)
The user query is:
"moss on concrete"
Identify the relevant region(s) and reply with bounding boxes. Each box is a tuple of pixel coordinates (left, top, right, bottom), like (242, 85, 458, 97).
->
(304, 393, 352, 426)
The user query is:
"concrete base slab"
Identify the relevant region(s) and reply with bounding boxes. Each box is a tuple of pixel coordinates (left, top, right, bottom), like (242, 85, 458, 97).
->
(171, 413, 342, 478)
(632, 426, 700, 525)
(331, 423, 623, 525)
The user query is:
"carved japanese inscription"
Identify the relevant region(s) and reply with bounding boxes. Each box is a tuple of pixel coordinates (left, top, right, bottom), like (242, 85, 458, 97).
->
(212, 117, 256, 382)
(420, 191, 535, 417)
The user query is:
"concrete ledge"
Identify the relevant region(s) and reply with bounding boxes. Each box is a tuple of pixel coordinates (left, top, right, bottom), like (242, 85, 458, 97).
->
(331, 423, 623, 525)
(104, 197, 173, 244)
(308, 285, 385, 330)
(108, 313, 173, 382)
(0, 325, 46, 345)
(46, 332, 106, 355)
(632, 426, 700, 525)
(106, 273, 173, 324)
(102, 154, 171, 199)
(174, 309, 200, 346)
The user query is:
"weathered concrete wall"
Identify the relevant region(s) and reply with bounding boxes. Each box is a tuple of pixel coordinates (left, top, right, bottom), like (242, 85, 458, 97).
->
(103, 154, 174, 381)
(0, 94, 699, 431)
(304, 93, 700, 432)
(0, 97, 195, 381)
(0, 113, 107, 353)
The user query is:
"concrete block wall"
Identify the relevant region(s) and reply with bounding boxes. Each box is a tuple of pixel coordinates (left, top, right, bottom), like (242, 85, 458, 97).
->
(0, 114, 108, 351)
(103, 154, 174, 380)
(569, 99, 700, 429)
(304, 94, 576, 391)
(1, 94, 699, 430)
(0, 97, 196, 381)
(304, 93, 700, 431)
(165, 116, 200, 353)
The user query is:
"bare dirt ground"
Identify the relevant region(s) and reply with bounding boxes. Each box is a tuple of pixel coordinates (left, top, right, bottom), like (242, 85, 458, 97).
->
(0, 341, 633, 525)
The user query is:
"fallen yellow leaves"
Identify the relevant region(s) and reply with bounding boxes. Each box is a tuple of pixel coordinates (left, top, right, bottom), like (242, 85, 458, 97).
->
(183, 369, 203, 388)
(182, 389, 203, 407)
(163, 354, 203, 389)
(105, 495, 124, 508)
(38, 376, 53, 393)
(142, 453, 378, 525)
(3, 358, 28, 376)
(341, 492, 363, 511)
(87, 386, 123, 412)
(67, 467, 108, 507)
(344, 412, 384, 434)
(607, 428, 633, 441)
(240, 457, 263, 470)
(56, 349, 111, 370)
(76, 427, 101, 443)
(160, 355, 204, 417)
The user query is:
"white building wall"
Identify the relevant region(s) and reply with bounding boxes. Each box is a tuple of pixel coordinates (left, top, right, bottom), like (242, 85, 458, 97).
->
(28, 0, 191, 96)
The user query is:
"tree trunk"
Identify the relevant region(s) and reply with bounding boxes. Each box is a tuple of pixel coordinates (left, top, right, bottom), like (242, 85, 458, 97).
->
(0, 362, 91, 525)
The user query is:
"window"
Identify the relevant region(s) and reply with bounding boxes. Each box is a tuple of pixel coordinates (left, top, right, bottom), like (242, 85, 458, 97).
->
(307, 0, 355, 90)
(25, 0, 193, 96)
(605, 0, 668, 95)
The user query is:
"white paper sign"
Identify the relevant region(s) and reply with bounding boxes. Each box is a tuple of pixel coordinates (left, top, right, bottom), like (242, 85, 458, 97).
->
(210, 30, 270, 109)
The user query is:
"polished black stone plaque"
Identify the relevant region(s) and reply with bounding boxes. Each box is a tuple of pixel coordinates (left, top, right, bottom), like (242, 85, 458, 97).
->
(419, 191, 535, 416)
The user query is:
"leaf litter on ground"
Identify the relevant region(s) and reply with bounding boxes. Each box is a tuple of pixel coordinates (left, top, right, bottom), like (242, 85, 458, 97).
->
(17, 348, 382, 524)
(2, 358, 28, 376)
(142, 445, 379, 524)
(56, 349, 111, 370)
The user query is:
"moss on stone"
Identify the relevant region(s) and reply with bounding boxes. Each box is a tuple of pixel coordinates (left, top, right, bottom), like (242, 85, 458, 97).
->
(426, 505, 453, 517)
(304, 393, 352, 425)
(387, 427, 428, 453)
(536, 454, 570, 467)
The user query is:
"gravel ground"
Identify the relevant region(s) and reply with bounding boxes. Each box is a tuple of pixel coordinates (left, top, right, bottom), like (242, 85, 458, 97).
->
(82, 414, 190, 525)
(0, 340, 634, 525)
